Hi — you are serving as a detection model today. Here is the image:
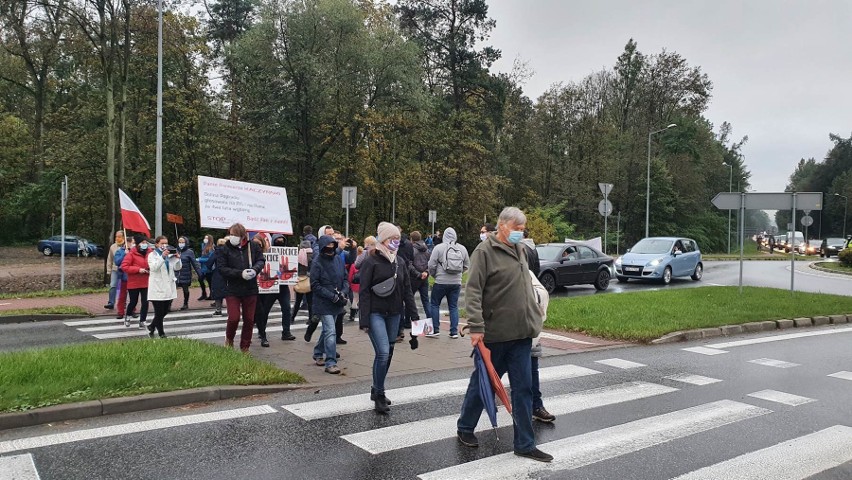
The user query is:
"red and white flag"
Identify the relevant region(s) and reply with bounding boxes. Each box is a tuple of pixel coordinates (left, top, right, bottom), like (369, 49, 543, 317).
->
(118, 189, 151, 236)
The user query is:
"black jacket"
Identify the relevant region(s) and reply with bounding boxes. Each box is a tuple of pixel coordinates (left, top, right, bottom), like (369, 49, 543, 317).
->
(207, 247, 226, 300)
(217, 240, 265, 297)
(523, 243, 541, 277)
(398, 236, 415, 264)
(310, 235, 349, 316)
(358, 250, 419, 329)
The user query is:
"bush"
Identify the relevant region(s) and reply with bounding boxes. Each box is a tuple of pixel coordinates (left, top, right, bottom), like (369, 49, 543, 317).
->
(839, 248, 852, 266)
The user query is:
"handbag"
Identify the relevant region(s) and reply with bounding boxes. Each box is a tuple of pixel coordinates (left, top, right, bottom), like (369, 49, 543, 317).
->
(371, 258, 398, 298)
(294, 275, 311, 293)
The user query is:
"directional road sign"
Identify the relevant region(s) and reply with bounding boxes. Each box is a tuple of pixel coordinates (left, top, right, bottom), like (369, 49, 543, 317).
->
(711, 192, 823, 211)
(342, 187, 357, 209)
(598, 183, 614, 196)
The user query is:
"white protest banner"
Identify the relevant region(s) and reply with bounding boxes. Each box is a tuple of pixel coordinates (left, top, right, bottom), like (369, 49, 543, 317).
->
(198, 176, 293, 234)
(258, 247, 299, 294)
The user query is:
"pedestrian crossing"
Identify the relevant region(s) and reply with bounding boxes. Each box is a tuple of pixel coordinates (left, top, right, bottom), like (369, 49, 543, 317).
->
(3, 355, 851, 479)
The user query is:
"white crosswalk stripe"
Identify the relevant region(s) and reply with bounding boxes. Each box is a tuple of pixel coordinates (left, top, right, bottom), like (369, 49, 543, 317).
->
(682, 346, 728, 356)
(664, 374, 722, 386)
(748, 358, 800, 369)
(746, 390, 816, 406)
(595, 358, 646, 369)
(342, 381, 677, 454)
(418, 400, 771, 480)
(828, 371, 852, 381)
(671, 425, 852, 479)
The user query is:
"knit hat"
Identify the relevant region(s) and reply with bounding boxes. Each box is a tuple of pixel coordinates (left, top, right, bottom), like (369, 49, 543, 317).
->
(376, 222, 400, 243)
(133, 234, 146, 245)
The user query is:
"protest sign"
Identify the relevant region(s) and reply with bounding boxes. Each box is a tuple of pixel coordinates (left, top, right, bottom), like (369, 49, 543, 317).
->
(198, 176, 293, 234)
(258, 247, 299, 294)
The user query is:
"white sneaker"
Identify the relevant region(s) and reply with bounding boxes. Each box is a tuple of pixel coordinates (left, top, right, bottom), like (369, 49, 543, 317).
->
(425, 332, 441, 338)
(449, 334, 459, 339)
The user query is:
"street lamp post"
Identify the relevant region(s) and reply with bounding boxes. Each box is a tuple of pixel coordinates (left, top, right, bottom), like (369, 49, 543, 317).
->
(646, 124, 677, 238)
(154, 0, 163, 236)
(723, 162, 733, 254)
(836, 193, 848, 239)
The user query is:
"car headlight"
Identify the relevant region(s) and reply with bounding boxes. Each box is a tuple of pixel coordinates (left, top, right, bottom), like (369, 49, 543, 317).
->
(648, 258, 661, 267)
(614, 257, 622, 266)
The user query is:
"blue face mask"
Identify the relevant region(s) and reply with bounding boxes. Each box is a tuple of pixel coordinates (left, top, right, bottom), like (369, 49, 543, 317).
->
(508, 231, 524, 244)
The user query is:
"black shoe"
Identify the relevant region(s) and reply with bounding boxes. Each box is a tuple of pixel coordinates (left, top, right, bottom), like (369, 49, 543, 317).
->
(197, 295, 207, 301)
(533, 407, 556, 423)
(116, 314, 123, 320)
(457, 431, 479, 447)
(159, 333, 167, 338)
(130, 313, 139, 319)
(180, 304, 189, 311)
(260, 338, 270, 347)
(213, 310, 223, 316)
(336, 353, 340, 359)
(514, 448, 553, 463)
(210, 302, 217, 307)
(336, 338, 348, 345)
(281, 333, 295, 341)
(374, 396, 389, 414)
(370, 388, 392, 405)
(104, 304, 114, 310)
(147, 326, 155, 338)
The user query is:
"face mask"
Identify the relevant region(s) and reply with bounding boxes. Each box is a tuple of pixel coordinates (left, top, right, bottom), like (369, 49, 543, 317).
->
(323, 247, 336, 256)
(229, 236, 240, 246)
(387, 239, 400, 251)
(139, 243, 149, 251)
(508, 231, 524, 244)
(178, 243, 186, 249)
(202, 239, 208, 245)
(479, 233, 487, 241)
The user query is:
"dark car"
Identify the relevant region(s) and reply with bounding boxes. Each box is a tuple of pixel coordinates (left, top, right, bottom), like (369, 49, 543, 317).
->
(820, 237, 847, 258)
(535, 242, 614, 293)
(37, 235, 104, 257)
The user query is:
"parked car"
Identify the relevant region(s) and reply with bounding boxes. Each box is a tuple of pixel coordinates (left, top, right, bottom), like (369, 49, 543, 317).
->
(37, 236, 104, 257)
(615, 237, 702, 285)
(535, 242, 614, 293)
(820, 237, 847, 258)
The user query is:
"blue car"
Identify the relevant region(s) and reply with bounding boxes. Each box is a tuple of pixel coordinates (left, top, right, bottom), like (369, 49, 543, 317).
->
(614, 237, 702, 285)
(37, 235, 104, 257)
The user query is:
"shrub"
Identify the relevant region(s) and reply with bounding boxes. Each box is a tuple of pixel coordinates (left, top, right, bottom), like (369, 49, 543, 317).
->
(838, 248, 852, 266)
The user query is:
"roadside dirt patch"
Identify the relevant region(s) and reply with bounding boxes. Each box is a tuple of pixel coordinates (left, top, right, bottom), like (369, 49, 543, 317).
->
(0, 247, 107, 293)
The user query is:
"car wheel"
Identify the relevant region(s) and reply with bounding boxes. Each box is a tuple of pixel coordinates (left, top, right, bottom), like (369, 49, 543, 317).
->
(661, 266, 672, 285)
(42, 247, 53, 256)
(593, 269, 611, 291)
(617, 276, 629, 283)
(691, 263, 703, 281)
(540, 272, 557, 294)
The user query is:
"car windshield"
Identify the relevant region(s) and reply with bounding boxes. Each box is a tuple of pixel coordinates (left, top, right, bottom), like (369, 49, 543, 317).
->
(630, 238, 674, 254)
(827, 238, 845, 245)
(536, 245, 565, 260)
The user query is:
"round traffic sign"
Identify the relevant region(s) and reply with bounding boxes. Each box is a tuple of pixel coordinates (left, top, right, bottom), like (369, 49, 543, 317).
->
(768, 225, 778, 235)
(598, 199, 613, 217)
(801, 215, 813, 227)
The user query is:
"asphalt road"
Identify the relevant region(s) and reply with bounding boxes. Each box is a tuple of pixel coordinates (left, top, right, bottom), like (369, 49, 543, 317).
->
(3, 324, 852, 479)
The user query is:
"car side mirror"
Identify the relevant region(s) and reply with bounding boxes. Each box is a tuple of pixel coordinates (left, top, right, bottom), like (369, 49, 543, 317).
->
(626, 248, 631, 253)
(672, 251, 681, 256)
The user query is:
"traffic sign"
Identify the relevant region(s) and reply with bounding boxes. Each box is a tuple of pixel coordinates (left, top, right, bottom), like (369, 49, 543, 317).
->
(711, 192, 823, 211)
(598, 183, 614, 196)
(341, 187, 357, 209)
(801, 215, 813, 227)
(598, 199, 613, 217)
(428, 210, 437, 223)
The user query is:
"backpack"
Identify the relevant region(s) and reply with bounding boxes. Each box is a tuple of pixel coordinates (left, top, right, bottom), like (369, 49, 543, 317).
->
(412, 247, 429, 274)
(442, 243, 465, 274)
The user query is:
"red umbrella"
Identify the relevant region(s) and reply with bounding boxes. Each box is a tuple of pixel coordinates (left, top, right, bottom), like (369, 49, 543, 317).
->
(461, 325, 512, 416)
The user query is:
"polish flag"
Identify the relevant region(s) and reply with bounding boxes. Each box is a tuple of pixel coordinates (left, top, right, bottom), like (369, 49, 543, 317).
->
(118, 189, 151, 236)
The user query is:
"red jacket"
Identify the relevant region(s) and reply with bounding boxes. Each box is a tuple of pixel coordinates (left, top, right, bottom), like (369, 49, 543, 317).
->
(122, 247, 151, 290)
(348, 263, 360, 294)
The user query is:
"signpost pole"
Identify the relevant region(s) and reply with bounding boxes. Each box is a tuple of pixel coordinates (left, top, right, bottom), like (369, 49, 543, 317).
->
(345, 190, 350, 239)
(60, 176, 67, 291)
(616, 211, 621, 256)
(604, 190, 609, 255)
(791, 193, 797, 294)
(739, 193, 745, 294)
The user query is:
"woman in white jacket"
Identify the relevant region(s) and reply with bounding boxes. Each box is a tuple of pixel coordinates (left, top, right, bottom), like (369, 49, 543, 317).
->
(147, 236, 181, 338)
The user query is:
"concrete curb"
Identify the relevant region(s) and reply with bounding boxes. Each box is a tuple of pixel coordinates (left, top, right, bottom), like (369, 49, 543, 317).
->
(809, 262, 852, 276)
(0, 384, 303, 431)
(651, 314, 850, 344)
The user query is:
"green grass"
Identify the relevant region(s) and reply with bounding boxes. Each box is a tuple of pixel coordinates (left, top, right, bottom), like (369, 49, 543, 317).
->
(0, 339, 304, 412)
(546, 286, 852, 342)
(813, 262, 852, 274)
(0, 306, 89, 317)
(0, 286, 108, 300)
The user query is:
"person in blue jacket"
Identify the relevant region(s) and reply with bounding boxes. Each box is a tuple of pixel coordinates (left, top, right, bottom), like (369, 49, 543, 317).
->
(310, 235, 349, 374)
(197, 234, 215, 300)
(175, 236, 203, 310)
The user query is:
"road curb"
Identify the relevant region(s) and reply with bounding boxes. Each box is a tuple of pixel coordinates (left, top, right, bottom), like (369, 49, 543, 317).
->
(809, 262, 852, 276)
(0, 384, 303, 431)
(651, 313, 852, 345)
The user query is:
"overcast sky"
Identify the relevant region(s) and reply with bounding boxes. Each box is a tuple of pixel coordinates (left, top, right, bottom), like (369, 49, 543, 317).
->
(485, 0, 852, 194)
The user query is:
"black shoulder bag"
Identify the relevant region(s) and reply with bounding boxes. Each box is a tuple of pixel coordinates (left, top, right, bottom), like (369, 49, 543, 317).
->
(371, 258, 398, 298)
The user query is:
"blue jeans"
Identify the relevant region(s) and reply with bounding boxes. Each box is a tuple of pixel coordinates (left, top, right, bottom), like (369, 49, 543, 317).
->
(430, 283, 460, 335)
(367, 313, 401, 395)
(531, 356, 543, 410)
(457, 338, 535, 453)
(107, 271, 118, 306)
(416, 281, 432, 319)
(312, 314, 337, 367)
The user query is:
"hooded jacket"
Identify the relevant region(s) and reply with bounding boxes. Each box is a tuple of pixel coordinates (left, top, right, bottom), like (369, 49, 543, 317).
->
(217, 238, 265, 297)
(410, 240, 431, 290)
(427, 227, 470, 285)
(176, 245, 203, 286)
(310, 235, 349, 316)
(465, 233, 542, 343)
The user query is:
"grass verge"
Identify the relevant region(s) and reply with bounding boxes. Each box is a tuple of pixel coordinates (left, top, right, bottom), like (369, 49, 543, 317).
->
(813, 262, 852, 274)
(546, 286, 852, 343)
(0, 306, 89, 317)
(0, 286, 108, 300)
(0, 338, 304, 412)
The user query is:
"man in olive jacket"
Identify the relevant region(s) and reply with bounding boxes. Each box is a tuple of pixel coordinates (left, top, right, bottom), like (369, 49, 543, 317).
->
(456, 207, 552, 463)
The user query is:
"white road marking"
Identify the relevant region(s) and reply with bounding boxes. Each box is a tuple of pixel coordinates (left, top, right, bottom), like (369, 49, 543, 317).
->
(671, 425, 852, 479)
(342, 381, 677, 455)
(283, 364, 601, 421)
(0, 405, 277, 455)
(538, 332, 597, 345)
(665, 374, 722, 386)
(682, 346, 728, 356)
(828, 371, 852, 381)
(0, 302, 11, 307)
(594, 358, 646, 369)
(706, 325, 852, 349)
(92, 319, 310, 339)
(748, 358, 800, 369)
(747, 390, 816, 406)
(0, 453, 41, 479)
(418, 400, 771, 480)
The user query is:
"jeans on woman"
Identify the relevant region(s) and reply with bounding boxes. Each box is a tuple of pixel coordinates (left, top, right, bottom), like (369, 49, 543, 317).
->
(313, 314, 337, 367)
(367, 313, 401, 395)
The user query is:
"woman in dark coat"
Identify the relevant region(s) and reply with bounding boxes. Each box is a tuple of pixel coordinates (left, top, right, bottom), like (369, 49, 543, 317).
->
(207, 238, 227, 315)
(175, 235, 203, 310)
(217, 223, 264, 352)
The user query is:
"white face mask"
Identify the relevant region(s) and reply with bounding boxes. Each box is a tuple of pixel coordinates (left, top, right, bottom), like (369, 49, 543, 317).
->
(178, 243, 186, 249)
(229, 236, 240, 246)
(480, 233, 487, 241)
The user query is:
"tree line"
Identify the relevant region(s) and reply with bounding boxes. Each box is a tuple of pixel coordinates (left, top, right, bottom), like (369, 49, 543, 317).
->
(2, 0, 761, 251)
